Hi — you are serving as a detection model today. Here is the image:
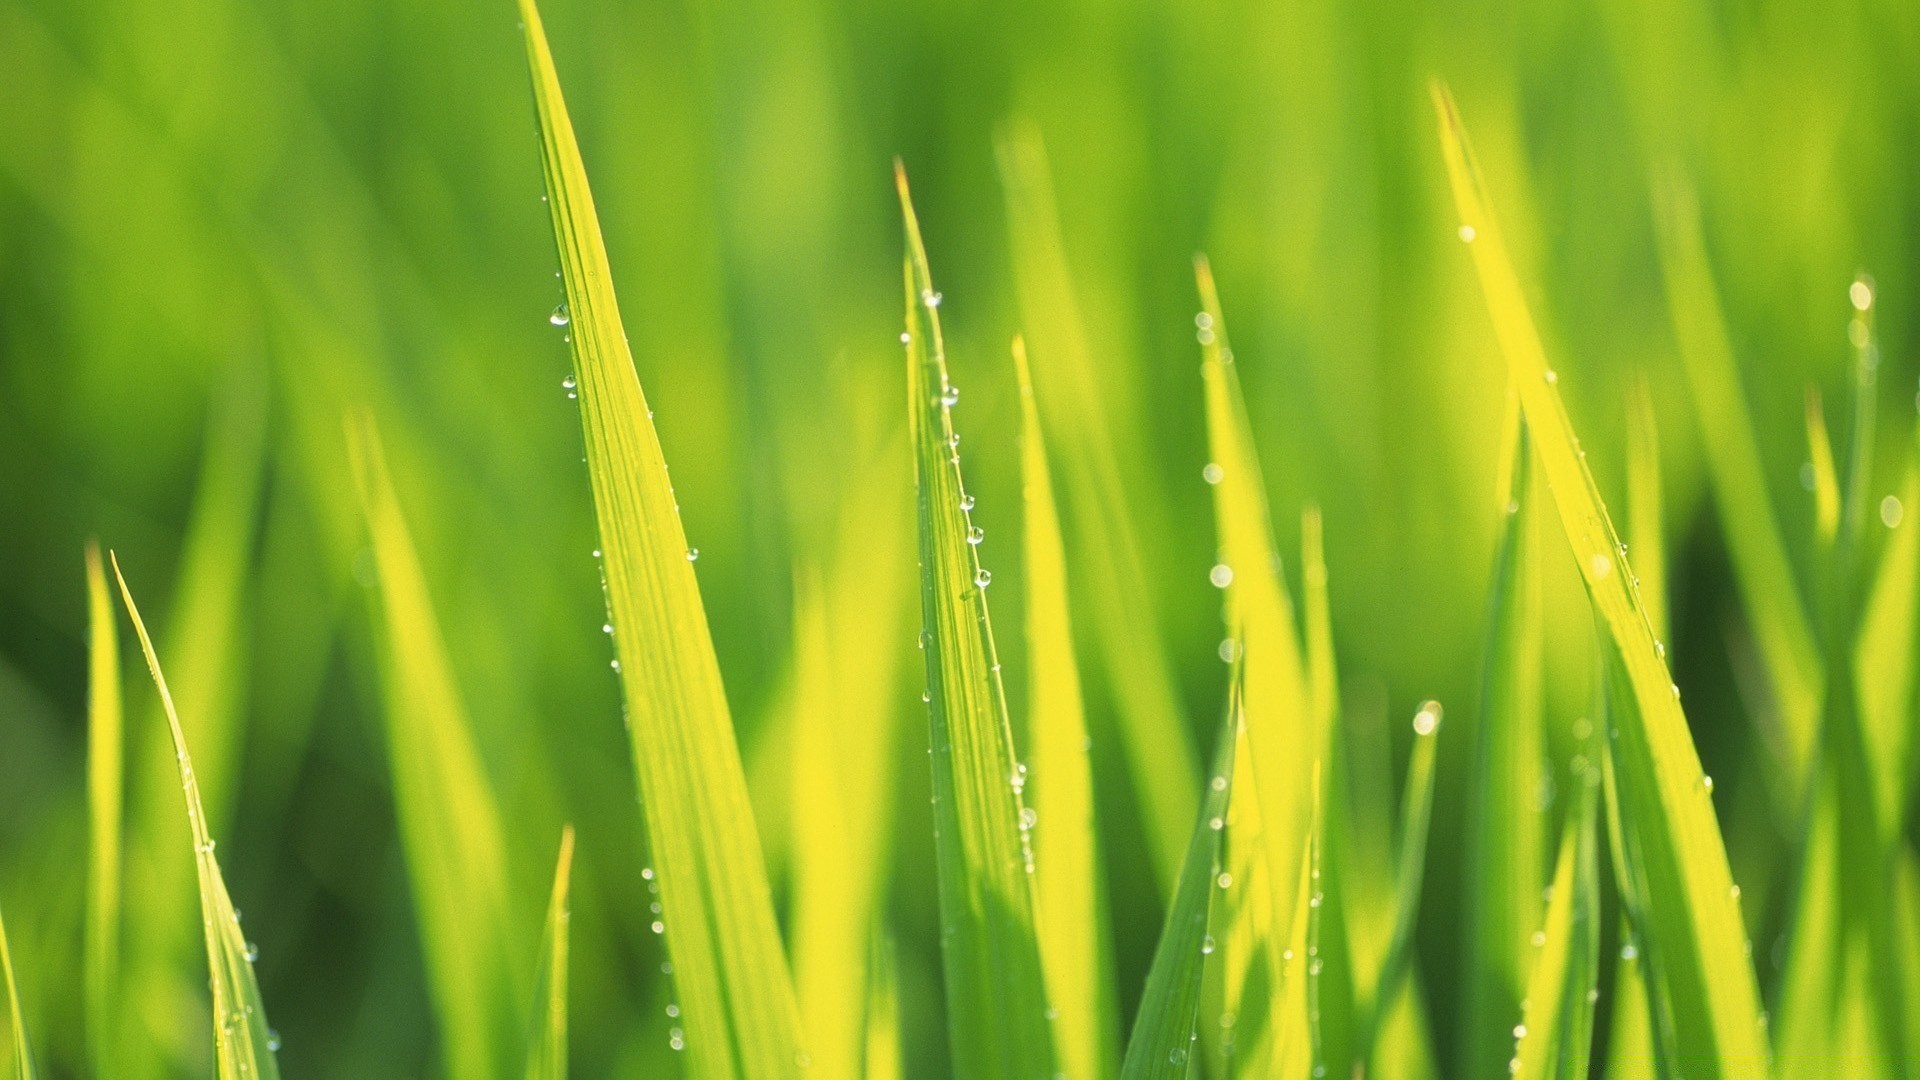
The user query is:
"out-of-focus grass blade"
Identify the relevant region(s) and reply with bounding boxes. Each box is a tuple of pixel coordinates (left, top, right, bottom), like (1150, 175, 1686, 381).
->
(528, 826, 575, 1080)
(519, 3, 807, 1075)
(1435, 85, 1770, 1078)
(998, 128, 1199, 890)
(1016, 335, 1118, 1080)
(112, 555, 281, 1080)
(1625, 379, 1668, 643)
(864, 934, 902, 1080)
(1774, 783, 1841, 1079)
(1805, 390, 1840, 549)
(1460, 402, 1546, 1080)
(1510, 770, 1600, 1080)
(347, 415, 520, 1080)
(1298, 507, 1357, 1075)
(1651, 177, 1822, 792)
(1855, 424, 1920, 840)
(84, 542, 122, 1079)
(1120, 701, 1236, 1080)
(899, 163, 1056, 1080)
(0, 902, 29, 1080)
(1358, 703, 1440, 1068)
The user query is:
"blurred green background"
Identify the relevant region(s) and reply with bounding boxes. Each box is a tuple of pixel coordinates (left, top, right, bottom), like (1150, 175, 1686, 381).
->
(0, 0, 1915, 1074)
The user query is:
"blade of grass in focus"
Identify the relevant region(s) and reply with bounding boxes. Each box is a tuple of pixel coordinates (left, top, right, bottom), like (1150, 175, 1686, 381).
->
(1625, 379, 1667, 643)
(1357, 702, 1440, 1069)
(1213, 717, 1276, 1078)
(1119, 700, 1236, 1080)
(997, 127, 1199, 890)
(84, 542, 122, 1080)
(899, 162, 1057, 1080)
(1510, 767, 1599, 1080)
(1299, 507, 1356, 1074)
(112, 555, 281, 1080)
(519, 2, 807, 1074)
(348, 415, 520, 1080)
(1435, 84, 1770, 1078)
(0, 902, 29, 1080)
(1652, 179, 1822, 795)
(527, 826, 575, 1080)
(1460, 401, 1546, 1080)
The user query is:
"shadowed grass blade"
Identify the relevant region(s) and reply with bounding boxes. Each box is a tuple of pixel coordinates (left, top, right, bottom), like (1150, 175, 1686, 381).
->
(1017, 335, 1119, 1080)
(527, 826, 575, 1080)
(519, 2, 807, 1074)
(1298, 507, 1357, 1074)
(0, 902, 28, 1080)
(347, 415, 520, 1080)
(112, 555, 280, 1080)
(1120, 701, 1236, 1080)
(1358, 702, 1440, 1068)
(1435, 84, 1770, 1079)
(899, 162, 1056, 1080)
(84, 542, 122, 1080)
(864, 934, 902, 1080)
(1510, 768, 1599, 1080)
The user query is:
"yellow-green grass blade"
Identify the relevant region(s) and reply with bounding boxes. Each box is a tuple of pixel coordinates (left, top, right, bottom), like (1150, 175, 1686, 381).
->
(1651, 177, 1822, 792)
(1435, 85, 1770, 1078)
(1214, 715, 1276, 1078)
(84, 542, 122, 1079)
(1195, 257, 1316, 1044)
(528, 826, 575, 1080)
(997, 128, 1199, 890)
(1298, 506, 1357, 1076)
(1774, 781, 1842, 1079)
(899, 163, 1056, 1080)
(519, 2, 807, 1075)
(0, 902, 29, 1080)
(1511, 769, 1600, 1080)
(1460, 404, 1547, 1080)
(112, 555, 281, 1080)
(1272, 809, 1317, 1080)
(1017, 335, 1119, 1080)
(864, 934, 902, 1080)
(1625, 378, 1668, 644)
(1854, 423, 1920, 841)
(1805, 390, 1841, 550)
(1359, 703, 1441, 1068)
(347, 415, 520, 1080)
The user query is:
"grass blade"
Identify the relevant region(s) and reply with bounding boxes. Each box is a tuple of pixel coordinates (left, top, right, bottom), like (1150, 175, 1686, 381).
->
(1359, 702, 1441, 1066)
(1298, 506, 1357, 1075)
(864, 934, 902, 1080)
(112, 554, 281, 1080)
(1805, 390, 1841, 550)
(347, 415, 520, 1079)
(519, 2, 807, 1074)
(1625, 379, 1668, 643)
(1017, 335, 1119, 1080)
(1511, 769, 1600, 1080)
(899, 162, 1056, 1080)
(84, 542, 122, 1079)
(1119, 702, 1236, 1080)
(527, 826, 575, 1080)
(1214, 717, 1276, 1078)
(1854, 423, 1920, 840)
(0, 902, 29, 1080)
(1434, 84, 1770, 1078)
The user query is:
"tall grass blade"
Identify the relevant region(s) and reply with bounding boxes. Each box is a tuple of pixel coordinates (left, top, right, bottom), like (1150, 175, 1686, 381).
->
(1774, 783, 1842, 1079)
(1119, 702, 1236, 1080)
(1804, 390, 1840, 549)
(998, 128, 1200, 889)
(84, 542, 123, 1079)
(1214, 718, 1276, 1078)
(519, 2, 807, 1074)
(527, 826, 575, 1080)
(1299, 507, 1356, 1075)
(112, 555, 281, 1080)
(347, 415, 520, 1079)
(0, 902, 29, 1080)
(1434, 84, 1770, 1078)
(1854, 425, 1920, 839)
(1625, 379, 1668, 643)
(1017, 335, 1119, 1080)
(864, 934, 902, 1080)
(898, 162, 1057, 1080)
(1510, 770, 1600, 1080)
(1358, 702, 1440, 1067)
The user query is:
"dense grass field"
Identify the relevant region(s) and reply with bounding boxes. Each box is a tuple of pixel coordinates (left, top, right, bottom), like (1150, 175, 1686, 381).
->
(1, 0, 1917, 1075)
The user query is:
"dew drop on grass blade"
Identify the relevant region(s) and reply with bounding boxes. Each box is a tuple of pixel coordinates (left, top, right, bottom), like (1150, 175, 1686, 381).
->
(0, 901, 30, 1080)
(111, 555, 280, 1080)
(527, 826, 575, 1080)
(1509, 765, 1599, 1080)
(1434, 83, 1769, 1078)
(84, 541, 122, 1080)
(348, 414, 520, 1080)
(1017, 334, 1119, 1080)
(517, 2, 807, 1075)
(898, 162, 1057, 1080)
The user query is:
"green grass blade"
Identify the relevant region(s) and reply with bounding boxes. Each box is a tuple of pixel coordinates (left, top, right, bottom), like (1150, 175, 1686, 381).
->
(528, 826, 575, 1080)
(898, 163, 1057, 1080)
(0, 902, 29, 1080)
(1360, 702, 1440, 1065)
(1511, 770, 1600, 1080)
(1854, 424, 1920, 840)
(1272, 803, 1317, 1080)
(111, 555, 281, 1080)
(518, 3, 807, 1074)
(1016, 335, 1119, 1080)
(84, 542, 122, 1080)
(1774, 782, 1842, 1078)
(348, 415, 520, 1080)
(1804, 390, 1841, 550)
(1461, 403, 1547, 1080)
(997, 128, 1199, 890)
(1215, 717, 1276, 1078)
(1435, 85, 1770, 1079)
(1625, 378, 1668, 643)
(1119, 702, 1236, 1080)
(1651, 177, 1822, 792)
(864, 934, 902, 1080)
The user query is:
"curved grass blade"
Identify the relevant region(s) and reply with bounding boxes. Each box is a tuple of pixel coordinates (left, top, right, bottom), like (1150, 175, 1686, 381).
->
(527, 826, 575, 1080)
(997, 128, 1199, 890)
(84, 542, 122, 1079)
(518, 3, 807, 1074)
(1510, 768, 1600, 1080)
(0, 902, 29, 1080)
(1434, 84, 1770, 1078)
(347, 415, 520, 1080)
(1120, 697, 1237, 1080)
(1358, 702, 1440, 1067)
(111, 554, 280, 1080)
(1651, 178, 1821, 793)
(1460, 403, 1546, 1080)
(1017, 335, 1119, 1080)
(899, 163, 1056, 1080)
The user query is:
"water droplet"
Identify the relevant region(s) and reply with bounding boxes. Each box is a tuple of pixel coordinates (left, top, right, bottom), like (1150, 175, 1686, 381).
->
(1209, 815, 1225, 831)
(1620, 942, 1639, 961)
(1508, 1058, 1520, 1075)
(1882, 495, 1904, 528)
(967, 526, 985, 545)
(1701, 775, 1714, 794)
(243, 942, 259, 962)
(899, 332, 911, 344)
(974, 568, 992, 588)
(1211, 775, 1229, 793)
(1201, 934, 1216, 955)
(1217, 871, 1234, 889)
(948, 432, 961, 450)
(603, 623, 614, 635)
(550, 304, 570, 327)
(267, 1030, 282, 1053)
(562, 375, 576, 390)
(959, 494, 976, 511)
(1019, 807, 1038, 831)
(921, 690, 931, 703)
(1209, 563, 1234, 588)
(651, 920, 665, 934)
(1513, 1024, 1527, 1039)
(1202, 462, 1224, 485)
(941, 384, 960, 407)
(1412, 701, 1442, 736)
(686, 548, 700, 562)
(1458, 224, 1477, 243)
(921, 289, 943, 308)
(1590, 552, 1612, 579)
(1531, 930, 1546, 947)
(1730, 884, 1742, 901)
(1218, 638, 1241, 663)
(1851, 276, 1875, 312)
(669, 1027, 686, 1051)
(1543, 369, 1558, 385)
(666, 1003, 680, 1018)
(1169, 1048, 1188, 1065)
(1309, 958, 1324, 975)
(1197, 326, 1216, 346)
(611, 659, 621, 672)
